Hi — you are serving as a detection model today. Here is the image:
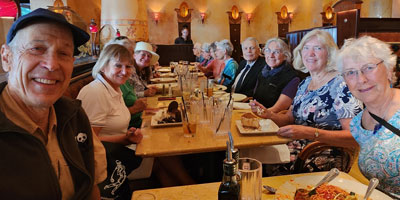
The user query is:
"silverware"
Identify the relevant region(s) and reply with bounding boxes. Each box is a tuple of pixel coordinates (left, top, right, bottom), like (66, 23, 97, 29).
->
(308, 168, 340, 196)
(263, 185, 277, 194)
(364, 178, 379, 200)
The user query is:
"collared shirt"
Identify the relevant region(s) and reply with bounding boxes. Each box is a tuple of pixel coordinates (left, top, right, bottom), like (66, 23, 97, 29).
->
(0, 85, 107, 199)
(232, 60, 256, 88)
(78, 74, 131, 137)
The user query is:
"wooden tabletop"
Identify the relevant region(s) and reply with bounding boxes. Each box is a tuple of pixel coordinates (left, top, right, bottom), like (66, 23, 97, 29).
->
(131, 172, 362, 200)
(135, 96, 291, 157)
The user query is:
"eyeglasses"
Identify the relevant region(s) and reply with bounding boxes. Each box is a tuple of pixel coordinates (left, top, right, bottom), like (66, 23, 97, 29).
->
(115, 36, 128, 40)
(341, 60, 384, 80)
(264, 49, 282, 55)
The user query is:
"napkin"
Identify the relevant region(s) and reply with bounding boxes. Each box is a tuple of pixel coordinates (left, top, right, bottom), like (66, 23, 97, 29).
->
(240, 144, 290, 164)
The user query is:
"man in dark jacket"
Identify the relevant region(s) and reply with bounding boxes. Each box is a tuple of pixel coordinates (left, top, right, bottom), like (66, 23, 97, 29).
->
(230, 37, 265, 96)
(0, 8, 106, 199)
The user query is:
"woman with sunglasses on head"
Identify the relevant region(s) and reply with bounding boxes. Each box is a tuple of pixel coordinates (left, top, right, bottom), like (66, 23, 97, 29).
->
(337, 36, 400, 198)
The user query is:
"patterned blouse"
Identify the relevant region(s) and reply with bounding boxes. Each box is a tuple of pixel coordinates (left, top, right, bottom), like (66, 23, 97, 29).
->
(292, 75, 362, 130)
(350, 110, 400, 197)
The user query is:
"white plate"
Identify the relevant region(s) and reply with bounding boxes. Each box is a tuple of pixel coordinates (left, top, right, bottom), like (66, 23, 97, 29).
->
(233, 102, 251, 110)
(213, 84, 227, 91)
(147, 83, 178, 90)
(235, 120, 279, 135)
(150, 78, 176, 83)
(156, 68, 171, 73)
(150, 110, 182, 127)
(232, 93, 247, 102)
(274, 172, 392, 200)
(159, 73, 176, 77)
(218, 93, 247, 102)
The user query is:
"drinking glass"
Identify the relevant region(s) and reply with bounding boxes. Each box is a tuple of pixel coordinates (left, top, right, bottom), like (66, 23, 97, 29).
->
(210, 98, 233, 135)
(181, 102, 198, 137)
(238, 158, 262, 200)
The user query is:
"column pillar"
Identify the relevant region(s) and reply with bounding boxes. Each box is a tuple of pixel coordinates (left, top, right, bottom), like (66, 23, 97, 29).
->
(101, 0, 149, 42)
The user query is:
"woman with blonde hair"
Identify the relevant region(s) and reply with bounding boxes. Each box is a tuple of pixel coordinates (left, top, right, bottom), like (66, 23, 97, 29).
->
(78, 44, 143, 199)
(250, 29, 362, 175)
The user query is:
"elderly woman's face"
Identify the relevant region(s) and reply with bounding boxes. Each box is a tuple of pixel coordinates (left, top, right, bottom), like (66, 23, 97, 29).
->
(215, 47, 225, 60)
(102, 57, 132, 90)
(265, 41, 285, 68)
(202, 50, 211, 60)
(301, 37, 328, 72)
(134, 50, 152, 68)
(210, 49, 217, 59)
(342, 57, 391, 104)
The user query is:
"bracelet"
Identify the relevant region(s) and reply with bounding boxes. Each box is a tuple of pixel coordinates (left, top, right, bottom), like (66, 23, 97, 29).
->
(314, 128, 319, 140)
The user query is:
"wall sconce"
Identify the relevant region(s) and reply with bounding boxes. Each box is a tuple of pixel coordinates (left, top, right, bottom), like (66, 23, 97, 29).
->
(321, 6, 335, 26)
(200, 12, 206, 24)
(153, 12, 160, 24)
(276, 5, 292, 24)
(245, 13, 253, 24)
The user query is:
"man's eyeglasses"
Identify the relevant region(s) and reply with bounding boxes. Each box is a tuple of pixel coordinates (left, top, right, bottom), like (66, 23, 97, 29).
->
(264, 49, 282, 55)
(341, 60, 384, 80)
(115, 36, 128, 40)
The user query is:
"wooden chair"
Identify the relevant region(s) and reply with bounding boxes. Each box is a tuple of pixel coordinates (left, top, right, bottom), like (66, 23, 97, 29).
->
(293, 141, 357, 174)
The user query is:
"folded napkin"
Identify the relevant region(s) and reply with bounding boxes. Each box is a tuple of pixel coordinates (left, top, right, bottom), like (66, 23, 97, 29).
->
(240, 144, 290, 164)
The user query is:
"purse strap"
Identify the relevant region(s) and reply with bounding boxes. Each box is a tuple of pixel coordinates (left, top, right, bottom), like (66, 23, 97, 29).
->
(369, 111, 400, 137)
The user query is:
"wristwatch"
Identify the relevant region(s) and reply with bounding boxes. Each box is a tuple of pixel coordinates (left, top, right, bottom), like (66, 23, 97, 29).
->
(314, 128, 319, 140)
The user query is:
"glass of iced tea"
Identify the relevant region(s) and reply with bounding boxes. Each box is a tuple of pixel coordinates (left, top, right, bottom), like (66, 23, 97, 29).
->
(181, 102, 198, 137)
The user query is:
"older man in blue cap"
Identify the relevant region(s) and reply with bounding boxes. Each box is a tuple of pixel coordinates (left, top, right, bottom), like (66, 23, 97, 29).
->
(0, 8, 106, 199)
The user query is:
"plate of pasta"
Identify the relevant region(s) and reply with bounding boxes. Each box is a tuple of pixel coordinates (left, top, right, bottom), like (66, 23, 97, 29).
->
(274, 172, 392, 200)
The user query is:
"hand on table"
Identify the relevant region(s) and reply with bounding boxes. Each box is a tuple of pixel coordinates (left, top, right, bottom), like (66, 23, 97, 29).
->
(277, 125, 312, 139)
(132, 98, 147, 113)
(145, 87, 157, 97)
(249, 100, 272, 119)
(126, 127, 143, 144)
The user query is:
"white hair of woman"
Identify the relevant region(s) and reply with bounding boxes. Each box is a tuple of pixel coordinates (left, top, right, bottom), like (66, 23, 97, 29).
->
(216, 39, 234, 56)
(263, 37, 292, 63)
(337, 36, 396, 79)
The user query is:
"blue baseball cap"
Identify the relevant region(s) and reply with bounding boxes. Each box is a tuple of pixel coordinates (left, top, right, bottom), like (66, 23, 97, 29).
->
(6, 8, 90, 56)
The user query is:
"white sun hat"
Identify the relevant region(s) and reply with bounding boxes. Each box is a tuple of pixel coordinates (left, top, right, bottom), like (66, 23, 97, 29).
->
(134, 41, 160, 65)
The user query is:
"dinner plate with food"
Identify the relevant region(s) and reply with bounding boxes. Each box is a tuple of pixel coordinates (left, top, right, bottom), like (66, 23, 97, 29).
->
(235, 113, 279, 135)
(151, 101, 182, 127)
(274, 172, 392, 200)
(159, 73, 176, 77)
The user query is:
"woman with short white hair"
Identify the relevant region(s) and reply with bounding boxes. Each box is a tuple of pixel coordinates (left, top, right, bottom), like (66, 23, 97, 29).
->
(215, 39, 238, 86)
(337, 36, 400, 197)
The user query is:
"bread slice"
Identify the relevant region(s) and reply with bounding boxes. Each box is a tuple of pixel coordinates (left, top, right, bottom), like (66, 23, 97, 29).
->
(241, 113, 260, 129)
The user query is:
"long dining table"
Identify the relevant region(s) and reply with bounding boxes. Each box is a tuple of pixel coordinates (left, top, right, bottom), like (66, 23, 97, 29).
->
(131, 171, 372, 200)
(135, 95, 291, 157)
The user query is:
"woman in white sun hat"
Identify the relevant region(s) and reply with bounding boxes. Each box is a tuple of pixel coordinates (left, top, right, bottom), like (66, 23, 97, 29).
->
(132, 41, 160, 97)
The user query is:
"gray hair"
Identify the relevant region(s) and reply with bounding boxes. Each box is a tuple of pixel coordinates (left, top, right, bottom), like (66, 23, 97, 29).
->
(241, 37, 260, 51)
(105, 37, 135, 54)
(210, 42, 217, 52)
(202, 43, 211, 53)
(293, 29, 338, 73)
(194, 42, 202, 49)
(92, 44, 134, 78)
(263, 37, 292, 63)
(216, 39, 234, 56)
(337, 36, 396, 75)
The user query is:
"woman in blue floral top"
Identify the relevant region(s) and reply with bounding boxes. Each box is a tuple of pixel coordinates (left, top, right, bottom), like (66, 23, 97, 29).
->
(337, 36, 400, 198)
(250, 29, 362, 175)
(215, 39, 238, 86)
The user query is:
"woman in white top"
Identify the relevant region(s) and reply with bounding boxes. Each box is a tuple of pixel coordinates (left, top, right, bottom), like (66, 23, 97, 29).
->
(78, 44, 142, 199)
